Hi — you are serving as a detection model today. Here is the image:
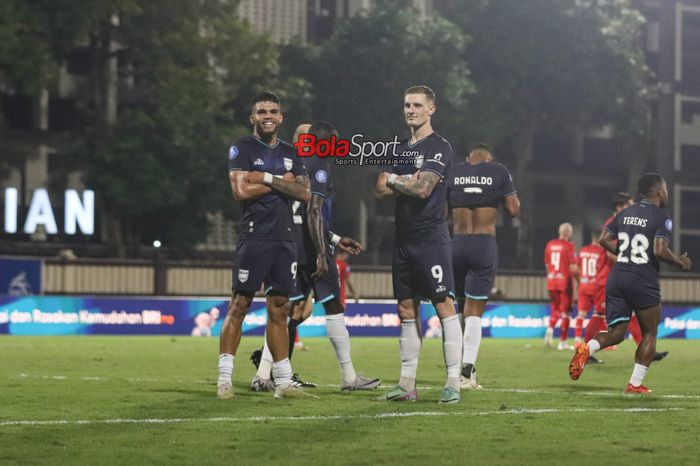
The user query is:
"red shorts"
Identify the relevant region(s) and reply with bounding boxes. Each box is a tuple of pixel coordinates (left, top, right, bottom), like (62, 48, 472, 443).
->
(593, 285, 606, 314)
(577, 287, 596, 312)
(548, 289, 572, 314)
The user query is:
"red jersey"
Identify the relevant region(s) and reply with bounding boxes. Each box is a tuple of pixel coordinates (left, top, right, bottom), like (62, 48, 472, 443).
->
(545, 238, 576, 291)
(336, 258, 351, 305)
(595, 214, 615, 285)
(578, 244, 605, 293)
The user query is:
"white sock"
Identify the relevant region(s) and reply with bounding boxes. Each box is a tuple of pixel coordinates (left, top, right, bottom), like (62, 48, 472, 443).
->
(256, 337, 273, 379)
(326, 314, 357, 384)
(218, 353, 234, 385)
(272, 358, 293, 386)
(462, 316, 482, 367)
(399, 319, 422, 390)
(441, 314, 462, 390)
(588, 339, 601, 354)
(629, 363, 648, 387)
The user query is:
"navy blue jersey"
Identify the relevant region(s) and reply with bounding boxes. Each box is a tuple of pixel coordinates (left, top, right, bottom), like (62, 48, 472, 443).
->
(390, 132, 453, 244)
(227, 136, 307, 241)
(294, 156, 333, 265)
(448, 161, 516, 209)
(604, 200, 672, 275)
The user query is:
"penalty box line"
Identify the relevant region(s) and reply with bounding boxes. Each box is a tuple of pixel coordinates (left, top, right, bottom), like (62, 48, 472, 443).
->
(0, 407, 691, 428)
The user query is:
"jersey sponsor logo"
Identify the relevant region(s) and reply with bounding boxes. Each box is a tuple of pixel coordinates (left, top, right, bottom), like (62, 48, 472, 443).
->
(666, 219, 673, 232)
(238, 269, 249, 283)
(464, 187, 483, 193)
(253, 158, 264, 166)
(284, 157, 293, 171)
(228, 145, 239, 160)
(315, 169, 328, 183)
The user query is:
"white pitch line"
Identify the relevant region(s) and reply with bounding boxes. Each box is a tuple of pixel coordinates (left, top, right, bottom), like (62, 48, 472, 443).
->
(0, 407, 688, 428)
(14, 374, 700, 400)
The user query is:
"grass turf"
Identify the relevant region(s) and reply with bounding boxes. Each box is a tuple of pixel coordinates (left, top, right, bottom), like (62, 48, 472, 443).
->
(1, 336, 699, 465)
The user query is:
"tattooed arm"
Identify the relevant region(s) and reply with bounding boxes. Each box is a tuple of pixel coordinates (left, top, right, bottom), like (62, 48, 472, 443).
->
(388, 170, 440, 200)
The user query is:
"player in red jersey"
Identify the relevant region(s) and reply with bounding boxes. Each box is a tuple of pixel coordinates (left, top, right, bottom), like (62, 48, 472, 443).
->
(574, 230, 605, 349)
(336, 250, 359, 306)
(544, 223, 577, 349)
(584, 193, 632, 363)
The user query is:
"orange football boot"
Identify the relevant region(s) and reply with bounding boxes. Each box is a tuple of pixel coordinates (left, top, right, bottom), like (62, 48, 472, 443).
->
(569, 342, 589, 380)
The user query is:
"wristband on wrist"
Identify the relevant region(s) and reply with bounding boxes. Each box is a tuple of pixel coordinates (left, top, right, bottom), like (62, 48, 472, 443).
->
(387, 173, 398, 186)
(262, 172, 274, 185)
(330, 233, 341, 246)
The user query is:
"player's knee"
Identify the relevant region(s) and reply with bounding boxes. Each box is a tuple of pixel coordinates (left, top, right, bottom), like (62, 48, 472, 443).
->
(396, 301, 416, 320)
(323, 298, 344, 316)
(228, 294, 252, 318)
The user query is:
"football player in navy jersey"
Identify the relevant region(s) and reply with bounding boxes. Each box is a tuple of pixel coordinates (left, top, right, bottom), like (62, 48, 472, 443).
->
(251, 121, 380, 392)
(217, 92, 311, 400)
(448, 144, 520, 389)
(569, 174, 691, 394)
(375, 85, 463, 404)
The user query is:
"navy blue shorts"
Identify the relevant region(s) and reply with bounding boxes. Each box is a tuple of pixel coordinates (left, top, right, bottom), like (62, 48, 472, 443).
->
(605, 267, 661, 327)
(232, 239, 297, 296)
(392, 230, 454, 302)
(290, 244, 340, 304)
(452, 234, 498, 300)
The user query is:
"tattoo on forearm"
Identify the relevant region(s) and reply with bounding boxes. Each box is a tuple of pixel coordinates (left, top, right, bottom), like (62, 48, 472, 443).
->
(271, 175, 310, 201)
(392, 172, 439, 198)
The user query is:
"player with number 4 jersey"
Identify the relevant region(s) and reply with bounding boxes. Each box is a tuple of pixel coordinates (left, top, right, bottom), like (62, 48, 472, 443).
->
(570, 174, 691, 394)
(544, 223, 577, 350)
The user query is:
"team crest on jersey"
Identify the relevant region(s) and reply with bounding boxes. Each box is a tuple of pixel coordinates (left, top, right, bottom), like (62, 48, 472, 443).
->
(253, 158, 264, 166)
(284, 158, 293, 171)
(228, 145, 239, 160)
(315, 170, 328, 183)
(238, 269, 249, 283)
(415, 154, 424, 168)
(666, 219, 673, 232)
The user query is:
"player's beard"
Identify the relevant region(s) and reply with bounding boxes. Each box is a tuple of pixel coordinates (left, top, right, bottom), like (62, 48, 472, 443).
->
(256, 121, 278, 139)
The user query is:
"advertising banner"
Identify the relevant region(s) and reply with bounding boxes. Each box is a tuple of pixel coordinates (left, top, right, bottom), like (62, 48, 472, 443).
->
(0, 295, 698, 338)
(0, 258, 42, 296)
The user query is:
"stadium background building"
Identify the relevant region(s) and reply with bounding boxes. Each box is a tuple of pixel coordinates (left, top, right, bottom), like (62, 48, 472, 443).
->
(0, 0, 699, 278)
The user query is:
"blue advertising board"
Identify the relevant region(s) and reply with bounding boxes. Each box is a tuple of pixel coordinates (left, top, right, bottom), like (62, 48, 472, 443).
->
(0, 295, 698, 338)
(0, 258, 42, 296)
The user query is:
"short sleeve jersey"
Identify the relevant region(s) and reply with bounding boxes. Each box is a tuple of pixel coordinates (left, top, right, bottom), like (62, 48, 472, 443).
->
(604, 200, 672, 275)
(544, 239, 576, 291)
(578, 244, 605, 291)
(390, 132, 453, 244)
(294, 156, 333, 265)
(227, 136, 307, 241)
(595, 214, 616, 285)
(448, 161, 516, 209)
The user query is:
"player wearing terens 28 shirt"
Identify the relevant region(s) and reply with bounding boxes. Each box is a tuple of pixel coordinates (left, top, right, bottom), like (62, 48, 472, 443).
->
(376, 85, 462, 404)
(569, 174, 691, 394)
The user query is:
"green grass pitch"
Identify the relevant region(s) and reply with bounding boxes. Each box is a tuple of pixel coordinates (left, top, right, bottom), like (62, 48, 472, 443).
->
(1, 336, 699, 465)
